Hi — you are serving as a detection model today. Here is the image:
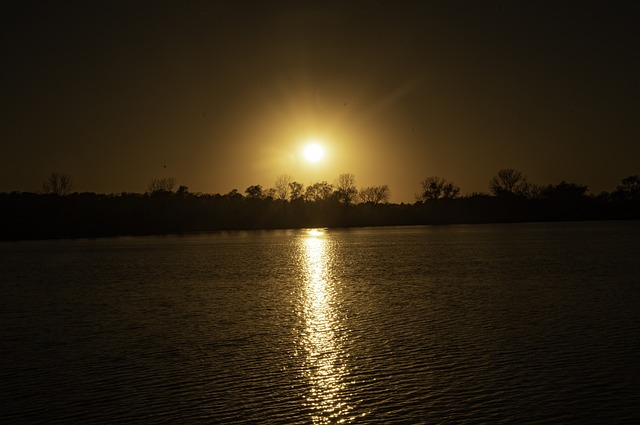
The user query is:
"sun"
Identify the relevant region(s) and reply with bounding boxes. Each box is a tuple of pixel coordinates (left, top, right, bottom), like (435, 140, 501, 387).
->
(303, 143, 325, 162)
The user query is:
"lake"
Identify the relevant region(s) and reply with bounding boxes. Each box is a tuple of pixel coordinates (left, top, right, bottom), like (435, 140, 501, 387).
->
(1, 221, 639, 423)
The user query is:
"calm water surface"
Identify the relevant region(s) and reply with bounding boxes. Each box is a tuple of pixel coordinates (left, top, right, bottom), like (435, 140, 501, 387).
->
(1, 222, 639, 423)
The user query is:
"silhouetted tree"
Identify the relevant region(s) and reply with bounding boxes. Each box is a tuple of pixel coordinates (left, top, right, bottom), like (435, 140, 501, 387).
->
(6, 170, 640, 240)
(42, 172, 72, 195)
(359, 185, 391, 204)
(148, 177, 176, 193)
(614, 175, 640, 201)
(594, 191, 611, 202)
(489, 169, 530, 197)
(245, 185, 265, 200)
(273, 174, 291, 201)
(539, 181, 588, 201)
(305, 181, 333, 202)
(526, 184, 544, 200)
(225, 188, 243, 201)
(335, 173, 358, 204)
(264, 187, 276, 200)
(289, 181, 304, 201)
(416, 176, 460, 201)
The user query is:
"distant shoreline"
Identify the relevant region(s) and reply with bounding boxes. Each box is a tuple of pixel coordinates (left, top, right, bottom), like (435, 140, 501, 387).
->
(2, 191, 638, 241)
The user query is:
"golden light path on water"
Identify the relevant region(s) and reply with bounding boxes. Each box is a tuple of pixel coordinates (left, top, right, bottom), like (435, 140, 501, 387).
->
(299, 228, 360, 423)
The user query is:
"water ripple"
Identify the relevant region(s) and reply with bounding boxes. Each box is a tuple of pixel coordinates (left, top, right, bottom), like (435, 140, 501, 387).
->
(1, 223, 639, 423)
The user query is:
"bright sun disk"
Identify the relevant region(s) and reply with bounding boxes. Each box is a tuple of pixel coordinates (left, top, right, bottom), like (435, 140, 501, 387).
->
(304, 143, 325, 162)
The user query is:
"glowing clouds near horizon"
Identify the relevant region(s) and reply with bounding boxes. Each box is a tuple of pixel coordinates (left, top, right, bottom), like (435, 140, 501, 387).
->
(303, 142, 325, 163)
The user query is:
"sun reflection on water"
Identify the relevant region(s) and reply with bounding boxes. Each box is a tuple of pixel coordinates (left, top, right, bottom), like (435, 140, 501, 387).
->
(298, 228, 356, 423)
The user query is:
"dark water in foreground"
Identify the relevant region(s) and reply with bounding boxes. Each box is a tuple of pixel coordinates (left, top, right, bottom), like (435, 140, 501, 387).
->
(1, 221, 639, 424)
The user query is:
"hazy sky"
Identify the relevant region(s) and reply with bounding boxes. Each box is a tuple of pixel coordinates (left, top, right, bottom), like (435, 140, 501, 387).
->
(2, 1, 638, 202)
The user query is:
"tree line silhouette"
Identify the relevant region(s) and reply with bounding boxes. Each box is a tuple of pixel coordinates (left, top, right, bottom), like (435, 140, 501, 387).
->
(1, 170, 639, 240)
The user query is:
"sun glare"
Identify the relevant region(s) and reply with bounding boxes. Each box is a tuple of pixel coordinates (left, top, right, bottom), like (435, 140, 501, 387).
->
(303, 143, 325, 162)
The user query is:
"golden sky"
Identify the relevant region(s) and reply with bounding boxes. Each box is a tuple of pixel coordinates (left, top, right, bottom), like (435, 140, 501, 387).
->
(1, 1, 638, 202)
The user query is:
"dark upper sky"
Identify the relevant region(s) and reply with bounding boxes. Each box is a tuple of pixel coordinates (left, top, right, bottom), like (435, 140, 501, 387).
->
(2, 1, 638, 202)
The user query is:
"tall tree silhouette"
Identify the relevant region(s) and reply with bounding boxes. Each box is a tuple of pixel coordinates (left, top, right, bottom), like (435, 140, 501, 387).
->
(42, 172, 72, 195)
(335, 173, 358, 204)
(614, 175, 640, 200)
(359, 185, 390, 204)
(305, 181, 333, 202)
(147, 177, 176, 193)
(288, 181, 304, 201)
(489, 169, 530, 197)
(416, 177, 459, 201)
(245, 185, 265, 200)
(273, 174, 291, 201)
